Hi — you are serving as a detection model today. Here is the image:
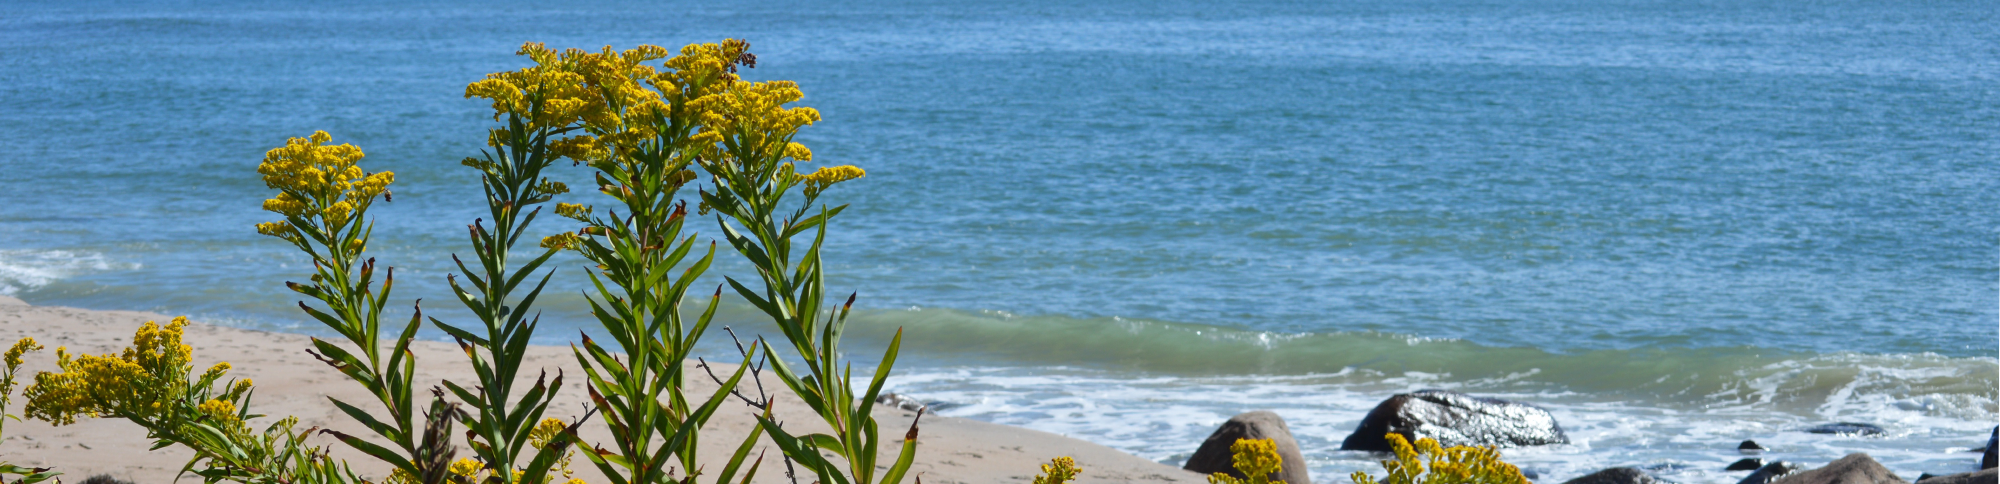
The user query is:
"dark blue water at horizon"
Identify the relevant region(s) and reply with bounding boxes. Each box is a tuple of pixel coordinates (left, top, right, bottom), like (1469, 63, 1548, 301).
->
(2, 0, 1995, 480)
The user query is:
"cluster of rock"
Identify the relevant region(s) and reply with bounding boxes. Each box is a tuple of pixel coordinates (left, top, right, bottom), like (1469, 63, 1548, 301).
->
(1158, 390, 1998, 484)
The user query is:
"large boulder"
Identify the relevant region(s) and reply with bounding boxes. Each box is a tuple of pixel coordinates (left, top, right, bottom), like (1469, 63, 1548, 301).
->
(1561, 467, 1658, 484)
(1772, 454, 1903, 484)
(1917, 468, 1997, 484)
(1736, 461, 1803, 484)
(1338, 390, 1568, 451)
(1184, 411, 1312, 484)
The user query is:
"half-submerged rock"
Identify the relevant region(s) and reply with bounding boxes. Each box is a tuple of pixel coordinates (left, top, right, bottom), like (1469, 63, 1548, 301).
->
(1561, 467, 1658, 484)
(1736, 461, 1803, 484)
(1984, 427, 1997, 470)
(1772, 453, 1902, 484)
(874, 392, 928, 412)
(1185, 411, 1313, 484)
(1740, 440, 1767, 454)
(1727, 458, 1767, 471)
(1338, 390, 1568, 451)
(1803, 422, 1886, 436)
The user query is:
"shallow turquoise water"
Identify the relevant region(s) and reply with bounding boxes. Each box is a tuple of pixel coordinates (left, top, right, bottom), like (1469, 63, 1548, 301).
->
(1, 0, 1994, 480)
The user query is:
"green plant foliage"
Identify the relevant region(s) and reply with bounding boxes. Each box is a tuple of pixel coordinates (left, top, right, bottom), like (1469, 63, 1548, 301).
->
(1349, 434, 1530, 484)
(437, 43, 588, 484)
(21, 319, 358, 484)
(523, 41, 771, 484)
(691, 40, 916, 484)
(253, 130, 449, 484)
(1033, 457, 1082, 484)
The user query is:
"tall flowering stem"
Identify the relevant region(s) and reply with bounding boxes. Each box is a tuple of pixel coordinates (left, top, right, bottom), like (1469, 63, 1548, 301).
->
(0, 338, 58, 484)
(551, 41, 768, 484)
(254, 131, 447, 483)
(693, 50, 911, 484)
(446, 42, 590, 484)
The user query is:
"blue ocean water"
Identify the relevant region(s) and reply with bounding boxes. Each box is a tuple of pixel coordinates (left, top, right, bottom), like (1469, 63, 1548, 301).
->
(1, 0, 1995, 481)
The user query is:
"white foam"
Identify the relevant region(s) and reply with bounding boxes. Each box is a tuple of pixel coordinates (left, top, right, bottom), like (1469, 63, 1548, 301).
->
(0, 249, 133, 295)
(884, 365, 1997, 484)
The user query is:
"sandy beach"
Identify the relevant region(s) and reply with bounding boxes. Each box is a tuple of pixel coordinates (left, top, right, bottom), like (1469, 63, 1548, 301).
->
(0, 296, 1202, 484)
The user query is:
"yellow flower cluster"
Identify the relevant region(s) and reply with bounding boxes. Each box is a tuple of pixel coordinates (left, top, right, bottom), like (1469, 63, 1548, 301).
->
(2, 338, 43, 413)
(466, 43, 605, 128)
(801, 165, 866, 197)
(553, 203, 591, 221)
(446, 457, 580, 484)
(1209, 438, 1286, 484)
(256, 131, 393, 233)
(1350, 434, 1528, 484)
(197, 398, 242, 428)
(1033, 456, 1083, 484)
(528, 417, 578, 478)
(690, 80, 819, 148)
(21, 317, 247, 427)
(4, 338, 40, 373)
(539, 232, 583, 251)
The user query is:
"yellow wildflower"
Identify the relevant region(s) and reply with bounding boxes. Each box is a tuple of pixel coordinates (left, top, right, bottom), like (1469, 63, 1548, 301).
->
(23, 317, 198, 425)
(198, 398, 236, 421)
(553, 203, 590, 221)
(785, 142, 813, 161)
(802, 165, 866, 197)
(255, 131, 391, 238)
(1350, 434, 1527, 484)
(448, 458, 483, 479)
(1033, 456, 1082, 484)
(4, 338, 41, 371)
(1207, 438, 1285, 484)
(539, 232, 583, 251)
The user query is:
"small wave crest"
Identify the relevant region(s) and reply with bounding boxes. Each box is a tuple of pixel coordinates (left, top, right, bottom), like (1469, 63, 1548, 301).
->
(839, 306, 1997, 415)
(0, 249, 134, 296)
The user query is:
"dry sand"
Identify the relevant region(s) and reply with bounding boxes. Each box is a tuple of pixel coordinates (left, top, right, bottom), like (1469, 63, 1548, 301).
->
(0, 296, 1202, 484)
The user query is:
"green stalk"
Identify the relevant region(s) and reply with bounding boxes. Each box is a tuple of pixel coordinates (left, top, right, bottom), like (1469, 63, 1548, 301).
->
(433, 93, 574, 484)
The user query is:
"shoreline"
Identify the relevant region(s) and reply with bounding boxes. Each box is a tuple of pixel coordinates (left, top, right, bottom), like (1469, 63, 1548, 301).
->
(0, 296, 1202, 484)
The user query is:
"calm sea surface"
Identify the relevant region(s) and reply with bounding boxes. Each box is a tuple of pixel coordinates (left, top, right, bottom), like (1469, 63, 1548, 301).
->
(2, 0, 1995, 481)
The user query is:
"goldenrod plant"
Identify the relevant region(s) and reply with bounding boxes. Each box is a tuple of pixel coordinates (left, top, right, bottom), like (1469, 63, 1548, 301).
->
(1349, 434, 1529, 484)
(1, 338, 58, 484)
(688, 40, 914, 484)
(22, 318, 358, 484)
(1032, 457, 1082, 484)
(1207, 439, 1286, 484)
(532, 42, 768, 484)
(254, 131, 456, 484)
(446, 42, 592, 484)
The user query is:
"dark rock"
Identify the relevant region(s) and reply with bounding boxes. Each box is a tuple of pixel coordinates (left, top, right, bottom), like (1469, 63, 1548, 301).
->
(1728, 458, 1767, 471)
(81, 476, 136, 484)
(1184, 411, 1312, 484)
(1338, 390, 1568, 451)
(1770, 453, 1902, 484)
(873, 393, 927, 412)
(1740, 440, 1768, 454)
(1984, 427, 1996, 469)
(1917, 468, 1997, 484)
(1736, 461, 1803, 484)
(1920, 474, 1939, 482)
(1561, 467, 1658, 484)
(1522, 469, 1542, 480)
(1803, 422, 1886, 436)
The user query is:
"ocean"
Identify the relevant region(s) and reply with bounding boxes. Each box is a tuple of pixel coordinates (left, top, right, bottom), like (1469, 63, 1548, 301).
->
(1, 0, 1995, 481)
